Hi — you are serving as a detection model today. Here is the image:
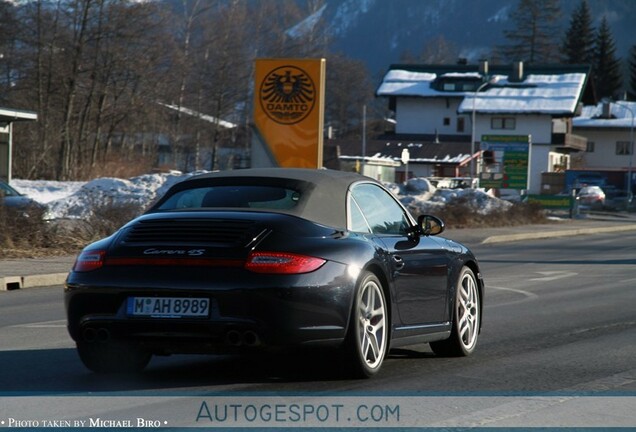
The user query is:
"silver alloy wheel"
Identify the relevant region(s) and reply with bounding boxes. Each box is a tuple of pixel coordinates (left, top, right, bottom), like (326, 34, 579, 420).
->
(357, 277, 387, 369)
(457, 270, 479, 351)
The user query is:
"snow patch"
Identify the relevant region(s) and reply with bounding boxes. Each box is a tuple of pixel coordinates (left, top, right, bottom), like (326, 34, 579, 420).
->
(13, 171, 512, 221)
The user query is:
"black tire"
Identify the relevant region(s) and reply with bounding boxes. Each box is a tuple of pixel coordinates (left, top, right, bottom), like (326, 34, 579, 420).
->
(77, 340, 151, 374)
(430, 266, 480, 357)
(345, 271, 389, 378)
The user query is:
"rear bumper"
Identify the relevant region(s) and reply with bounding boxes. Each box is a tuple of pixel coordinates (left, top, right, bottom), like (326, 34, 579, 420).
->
(65, 262, 355, 354)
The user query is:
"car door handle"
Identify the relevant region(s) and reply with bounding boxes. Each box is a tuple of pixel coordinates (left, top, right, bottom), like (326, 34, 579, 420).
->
(393, 255, 405, 270)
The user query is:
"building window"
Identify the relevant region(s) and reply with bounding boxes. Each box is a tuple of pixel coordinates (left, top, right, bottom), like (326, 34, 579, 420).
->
(616, 141, 632, 155)
(586, 141, 595, 152)
(457, 117, 465, 133)
(491, 117, 516, 130)
(443, 117, 450, 126)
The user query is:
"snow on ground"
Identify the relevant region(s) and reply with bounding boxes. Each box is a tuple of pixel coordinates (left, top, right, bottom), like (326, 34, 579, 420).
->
(11, 179, 85, 204)
(391, 177, 512, 216)
(11, 172, 512, 220)
(13, 171, 195, 219)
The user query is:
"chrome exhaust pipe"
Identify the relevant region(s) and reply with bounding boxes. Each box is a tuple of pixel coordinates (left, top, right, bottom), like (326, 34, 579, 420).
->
(96, 328, 110, 342)
(82, 327, 97, 342)
(242, 331, 261, 347)
(226, 330, 241, 346)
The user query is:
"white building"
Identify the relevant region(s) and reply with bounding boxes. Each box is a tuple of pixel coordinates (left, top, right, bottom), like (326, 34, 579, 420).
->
(376, 62, 591, 194)
(573, 101, 636, 190)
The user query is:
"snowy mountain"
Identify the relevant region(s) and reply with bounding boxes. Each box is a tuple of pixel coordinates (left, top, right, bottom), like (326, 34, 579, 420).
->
(317, 0, 636, 74)
(162, 0, 635, 79)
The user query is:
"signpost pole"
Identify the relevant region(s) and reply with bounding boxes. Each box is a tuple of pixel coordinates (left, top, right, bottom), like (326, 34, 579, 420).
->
(401, 149, 410, 184)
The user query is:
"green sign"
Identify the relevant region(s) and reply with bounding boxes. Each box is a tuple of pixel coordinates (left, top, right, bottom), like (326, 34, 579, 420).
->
(481, 135, 529, 143)
(527, 194, 573, 210)
(479, 135, 530, 190)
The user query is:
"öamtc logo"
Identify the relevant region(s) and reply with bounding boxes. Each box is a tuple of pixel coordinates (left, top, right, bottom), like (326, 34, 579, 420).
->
(260, 65, 315, 125)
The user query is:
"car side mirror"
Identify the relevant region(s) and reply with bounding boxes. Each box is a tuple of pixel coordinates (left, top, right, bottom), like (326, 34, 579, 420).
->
(417, 214, 445, 236)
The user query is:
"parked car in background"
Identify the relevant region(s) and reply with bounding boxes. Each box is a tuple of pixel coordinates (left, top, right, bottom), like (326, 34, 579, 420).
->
(576, 185, 605, 210)
(602, 188, 633, 211)
(435, 177, 478, 189)
(0, 179, 41, 210)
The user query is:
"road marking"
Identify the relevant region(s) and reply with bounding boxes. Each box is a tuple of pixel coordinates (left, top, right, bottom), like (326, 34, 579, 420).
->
(487, 285, 538, 307)
(488, 285, 538, 299)
(566, 367, 636, 392)
(11, 319, 66, 328)
(530, 271, 577, 282)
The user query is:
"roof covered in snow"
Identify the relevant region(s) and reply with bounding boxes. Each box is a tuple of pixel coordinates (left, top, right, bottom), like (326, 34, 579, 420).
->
(159, 103, 237, 129)
(0, 107, 38, 122)
(573, 101, 636, 129)
(332, 139, 472, 165)
(377, 64, 590, 116)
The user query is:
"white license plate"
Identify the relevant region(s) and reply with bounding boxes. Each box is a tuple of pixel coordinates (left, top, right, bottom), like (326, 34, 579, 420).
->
(127, 297, 210, 318)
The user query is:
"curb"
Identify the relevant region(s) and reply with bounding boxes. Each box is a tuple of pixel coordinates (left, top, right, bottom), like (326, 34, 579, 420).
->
(482, 223, 636, 244)
(1, 272, 68, 291)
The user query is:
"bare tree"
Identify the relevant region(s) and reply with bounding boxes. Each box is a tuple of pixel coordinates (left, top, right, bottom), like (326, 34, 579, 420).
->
(0, 0, 18, 105)
(186, 0, 251, 170)
(6, 0, 371, 179)
(325, 54, 374, 139)
(501, 0, 562, 64)
(13, 0, 68, 179)
(12, 0, 176, 179)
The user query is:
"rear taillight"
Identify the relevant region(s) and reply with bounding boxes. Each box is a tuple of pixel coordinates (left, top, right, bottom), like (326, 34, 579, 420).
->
(245, 251, 326, 274)
(73, 250, 106, 272)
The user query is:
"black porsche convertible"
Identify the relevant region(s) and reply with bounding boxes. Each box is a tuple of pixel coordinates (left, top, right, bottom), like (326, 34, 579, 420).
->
(65, 168, 484, 377)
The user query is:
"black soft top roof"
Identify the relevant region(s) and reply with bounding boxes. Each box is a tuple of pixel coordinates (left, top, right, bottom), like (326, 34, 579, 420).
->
(157, 168, 381, 229)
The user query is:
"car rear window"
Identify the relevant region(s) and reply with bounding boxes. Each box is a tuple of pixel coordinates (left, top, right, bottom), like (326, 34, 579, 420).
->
(156, 185, 301, 210)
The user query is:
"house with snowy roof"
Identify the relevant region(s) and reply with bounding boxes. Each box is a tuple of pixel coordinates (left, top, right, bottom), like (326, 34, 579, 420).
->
(572, 101, 636, 191)
(333, 137, 473, 182)
(374, 61, 593, 194)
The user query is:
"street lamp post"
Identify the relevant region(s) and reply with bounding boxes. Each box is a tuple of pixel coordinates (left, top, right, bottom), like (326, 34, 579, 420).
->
(470, 77, 498, 182)
(361, 104, 367, 174)
(614, 101, 634, 200)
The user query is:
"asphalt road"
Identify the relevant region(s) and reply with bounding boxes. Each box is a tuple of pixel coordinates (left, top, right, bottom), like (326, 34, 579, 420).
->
(1, 230, 635, 428)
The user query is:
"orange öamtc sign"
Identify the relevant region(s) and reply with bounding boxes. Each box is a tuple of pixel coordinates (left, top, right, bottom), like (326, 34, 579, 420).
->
(260, 65, 316, 125)
(253, 59, 325, 169)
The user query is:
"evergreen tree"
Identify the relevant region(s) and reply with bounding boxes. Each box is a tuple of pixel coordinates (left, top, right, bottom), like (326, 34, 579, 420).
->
(502, 0, 562, 63)
(628, 45, 636, 101)
(594, 16, 623, 100)
(562, 0, 595, 65)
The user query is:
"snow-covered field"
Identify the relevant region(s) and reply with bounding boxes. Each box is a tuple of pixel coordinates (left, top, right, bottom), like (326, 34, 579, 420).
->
(12, 171, 195, 220)
(11, 171, 512, 220)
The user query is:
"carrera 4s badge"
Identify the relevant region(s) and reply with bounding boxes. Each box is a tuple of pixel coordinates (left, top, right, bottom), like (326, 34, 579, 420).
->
(143, 248, 206, 256)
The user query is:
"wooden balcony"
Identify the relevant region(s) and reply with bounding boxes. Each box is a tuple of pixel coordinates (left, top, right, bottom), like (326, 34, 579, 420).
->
(552, 133, 587, 153)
